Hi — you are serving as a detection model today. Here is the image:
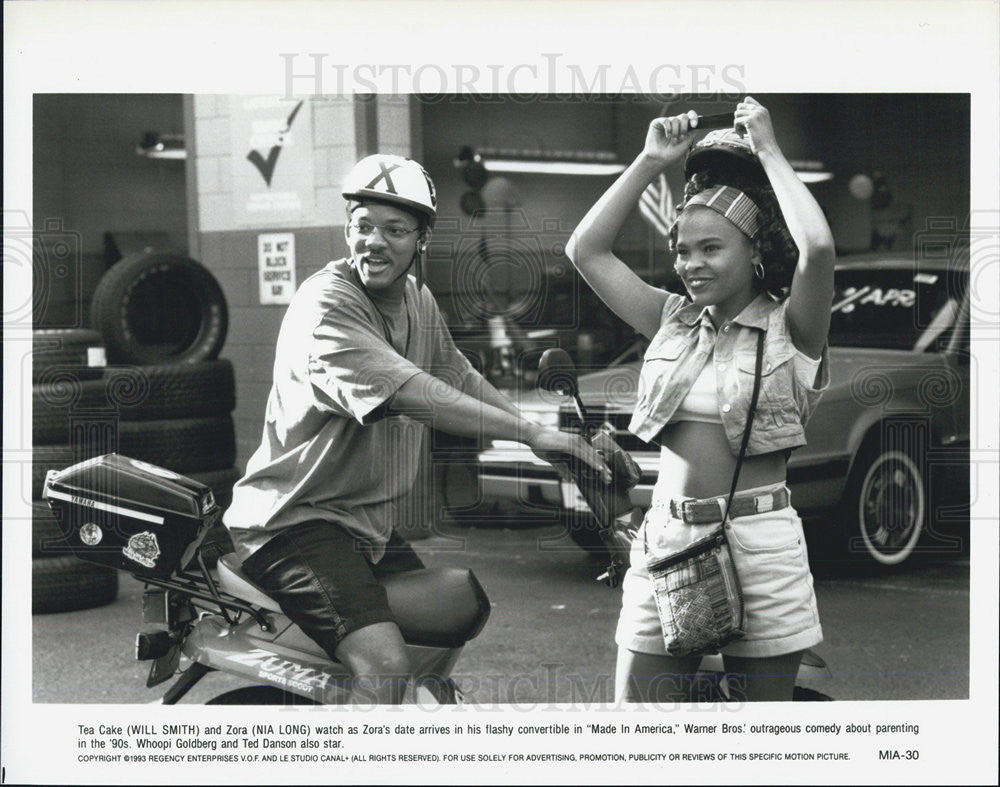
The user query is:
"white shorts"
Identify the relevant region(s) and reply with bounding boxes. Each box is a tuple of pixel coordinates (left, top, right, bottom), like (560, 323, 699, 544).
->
(615, 483, 823, 659)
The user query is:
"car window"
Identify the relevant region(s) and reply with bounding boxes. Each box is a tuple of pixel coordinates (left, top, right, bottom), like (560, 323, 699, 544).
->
(829, 268, 967, 352)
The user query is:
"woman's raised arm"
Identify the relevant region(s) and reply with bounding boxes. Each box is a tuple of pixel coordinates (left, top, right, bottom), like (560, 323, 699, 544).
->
(566, 112, 699, 339)
(736, 97, 836, 357)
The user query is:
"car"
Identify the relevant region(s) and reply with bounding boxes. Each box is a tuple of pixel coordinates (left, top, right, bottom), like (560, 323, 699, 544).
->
(475, 252, 971, 569)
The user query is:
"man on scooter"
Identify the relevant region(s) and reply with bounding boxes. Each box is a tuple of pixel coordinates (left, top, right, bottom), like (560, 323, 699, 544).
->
(223, 154, 609, 704)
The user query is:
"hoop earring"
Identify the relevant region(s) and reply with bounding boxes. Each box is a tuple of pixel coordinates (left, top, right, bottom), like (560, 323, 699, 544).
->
(753, 261, 765, 280)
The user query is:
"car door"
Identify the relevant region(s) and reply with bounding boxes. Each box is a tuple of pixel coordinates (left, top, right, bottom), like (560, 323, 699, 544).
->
(933, 279, 971, 546)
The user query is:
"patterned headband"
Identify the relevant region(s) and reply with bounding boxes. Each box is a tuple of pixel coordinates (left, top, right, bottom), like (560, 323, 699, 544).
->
(673, 185, 762, 240)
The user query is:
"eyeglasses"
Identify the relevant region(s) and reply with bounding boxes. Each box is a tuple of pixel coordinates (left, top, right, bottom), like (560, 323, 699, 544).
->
(348, 221, 420, 241)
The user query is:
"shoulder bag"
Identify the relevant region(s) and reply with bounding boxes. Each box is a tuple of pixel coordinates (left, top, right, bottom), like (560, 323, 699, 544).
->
(646, 328, 765, 658)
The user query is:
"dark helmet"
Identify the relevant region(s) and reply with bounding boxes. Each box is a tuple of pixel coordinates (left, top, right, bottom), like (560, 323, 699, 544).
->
(685, 128, 766, 184)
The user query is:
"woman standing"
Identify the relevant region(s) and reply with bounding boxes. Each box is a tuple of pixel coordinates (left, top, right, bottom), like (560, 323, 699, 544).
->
(566, 97, 836, 702)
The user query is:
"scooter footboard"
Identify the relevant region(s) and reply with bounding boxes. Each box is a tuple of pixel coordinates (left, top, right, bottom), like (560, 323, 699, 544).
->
(385, 568, 491, 648)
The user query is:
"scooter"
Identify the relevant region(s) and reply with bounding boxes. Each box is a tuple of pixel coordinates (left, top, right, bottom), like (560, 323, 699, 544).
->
(535, 348, 832, 702)
(41, 454, 491, 705)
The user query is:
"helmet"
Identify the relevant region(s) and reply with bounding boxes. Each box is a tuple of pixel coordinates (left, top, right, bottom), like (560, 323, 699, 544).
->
(342, 154, 437, 228)
(684, 128, 765, 183)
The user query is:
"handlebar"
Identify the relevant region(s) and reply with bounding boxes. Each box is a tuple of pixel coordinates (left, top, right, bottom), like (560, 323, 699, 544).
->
(563, 422, 643, 587)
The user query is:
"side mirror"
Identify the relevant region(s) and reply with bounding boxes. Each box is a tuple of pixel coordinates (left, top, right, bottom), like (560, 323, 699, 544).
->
(536, 348, 579, 397)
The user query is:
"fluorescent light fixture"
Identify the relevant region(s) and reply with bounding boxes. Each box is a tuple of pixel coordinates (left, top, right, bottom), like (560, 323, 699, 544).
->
(140, 147, 186, 160)
(477, 146, 625, 176)
(137, 132, 186, 160)
(486, 159, 626, 176)
(486, 157, 826, 179)
(788, 158, 833, 183)
(797, 171, 834, 183)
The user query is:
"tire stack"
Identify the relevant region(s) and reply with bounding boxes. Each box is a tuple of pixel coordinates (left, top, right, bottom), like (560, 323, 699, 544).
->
(32, 328, 120, 613)
(32, 251, 240, 614)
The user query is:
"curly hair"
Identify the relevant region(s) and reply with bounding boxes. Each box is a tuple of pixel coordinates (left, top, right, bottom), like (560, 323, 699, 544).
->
(668, 167, 799, 298)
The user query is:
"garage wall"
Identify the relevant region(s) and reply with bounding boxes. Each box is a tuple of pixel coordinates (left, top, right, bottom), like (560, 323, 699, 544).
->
(33, 94, 188, 326)
(188, 95, 413, 468)
(419, 96, 816, 295)
(34, 94, 189, 254)
(815, 94, 970, 253)
(422, 93, 969, 263)
(420, 97, 659, 299)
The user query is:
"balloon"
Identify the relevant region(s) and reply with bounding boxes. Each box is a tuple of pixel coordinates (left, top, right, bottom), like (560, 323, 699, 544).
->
(481, 177, 521, 209)
(848, 173, 874, 200)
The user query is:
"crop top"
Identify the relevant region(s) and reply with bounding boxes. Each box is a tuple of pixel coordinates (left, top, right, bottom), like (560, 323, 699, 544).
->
(667, 348, 823, 425)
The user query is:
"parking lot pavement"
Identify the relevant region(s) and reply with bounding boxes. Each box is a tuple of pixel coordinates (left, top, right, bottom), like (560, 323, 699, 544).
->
(418, 521, 971, 704)
(31, 519, 970, 704)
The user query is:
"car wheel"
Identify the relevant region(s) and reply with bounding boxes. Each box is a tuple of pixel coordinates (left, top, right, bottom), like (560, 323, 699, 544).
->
(842, 439, 926, 567)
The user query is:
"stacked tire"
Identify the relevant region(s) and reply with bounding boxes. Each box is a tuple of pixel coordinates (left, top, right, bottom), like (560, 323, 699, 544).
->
(32, 329, 120, 613)
(32, 251, 239, 613)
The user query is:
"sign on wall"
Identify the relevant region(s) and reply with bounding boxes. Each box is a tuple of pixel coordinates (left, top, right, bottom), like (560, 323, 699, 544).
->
(257, 233, 297, 305)
(231, 96, 316, 226)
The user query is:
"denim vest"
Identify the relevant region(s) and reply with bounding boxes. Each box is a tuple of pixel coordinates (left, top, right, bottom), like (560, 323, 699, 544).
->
(628, 293, 830, 456)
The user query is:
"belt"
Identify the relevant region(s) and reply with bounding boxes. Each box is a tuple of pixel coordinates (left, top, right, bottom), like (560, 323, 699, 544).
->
(669, 486, 790, 525)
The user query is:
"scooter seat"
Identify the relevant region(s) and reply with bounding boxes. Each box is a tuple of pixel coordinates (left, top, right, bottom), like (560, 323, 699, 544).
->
(216, 553, 491, 648)
(217, 553, 283, 613)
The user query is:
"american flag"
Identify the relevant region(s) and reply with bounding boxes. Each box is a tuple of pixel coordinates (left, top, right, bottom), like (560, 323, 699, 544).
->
(638, 173, 676, 237)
